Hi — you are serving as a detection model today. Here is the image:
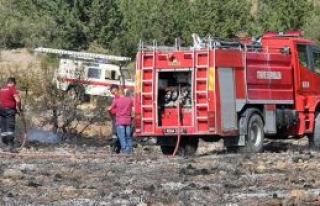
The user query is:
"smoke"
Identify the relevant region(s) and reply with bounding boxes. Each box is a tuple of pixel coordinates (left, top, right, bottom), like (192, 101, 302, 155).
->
(26, 127, 61, 144)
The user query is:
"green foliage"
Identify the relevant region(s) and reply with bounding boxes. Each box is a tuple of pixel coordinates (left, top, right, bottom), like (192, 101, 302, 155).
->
(303, 6, 320, 45)
(0, 0, 56, 48)
(117, 0, 192, 54)
(189, 0, 252, 38)
(250, 0, 313, 35)
(1, 0, 320, 55)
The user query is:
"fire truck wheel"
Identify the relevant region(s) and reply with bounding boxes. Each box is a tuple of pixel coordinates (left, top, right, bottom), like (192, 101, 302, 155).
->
(240, 113, 264, 153)
(182, 137, 199, 156)
(160, 146, 175, 155)
(160, 145, 185, 155)
(309, 113, 320, 150)
(160, 137, 198, 156)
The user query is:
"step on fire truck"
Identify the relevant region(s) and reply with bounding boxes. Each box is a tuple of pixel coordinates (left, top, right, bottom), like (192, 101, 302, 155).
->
(35, 47, 134, 98)
(134, 31, 320, 155)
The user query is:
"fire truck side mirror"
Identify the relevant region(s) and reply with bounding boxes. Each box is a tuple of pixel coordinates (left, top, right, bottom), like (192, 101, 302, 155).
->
(280, 47, 291, 55)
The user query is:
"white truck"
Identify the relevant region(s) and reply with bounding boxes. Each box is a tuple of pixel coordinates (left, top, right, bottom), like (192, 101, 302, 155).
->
(35, 47, 135, 98)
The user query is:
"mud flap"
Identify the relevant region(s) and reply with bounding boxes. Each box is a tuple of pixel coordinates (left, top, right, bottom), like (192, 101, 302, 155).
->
(224, 109, 262, 147)
(224, 134, 246, 147)
(309, 113, 320, 150)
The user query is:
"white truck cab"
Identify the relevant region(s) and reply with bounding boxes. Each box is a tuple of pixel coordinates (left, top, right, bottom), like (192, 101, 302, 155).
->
(36, 48, 134, 97)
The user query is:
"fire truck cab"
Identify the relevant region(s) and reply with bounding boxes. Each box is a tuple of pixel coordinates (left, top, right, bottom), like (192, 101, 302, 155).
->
(134, 31, 320, 155)
(35, 48, 134, 98)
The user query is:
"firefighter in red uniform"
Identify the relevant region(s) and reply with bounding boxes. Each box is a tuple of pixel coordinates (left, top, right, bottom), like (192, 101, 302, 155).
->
(0, 77, 22, 148)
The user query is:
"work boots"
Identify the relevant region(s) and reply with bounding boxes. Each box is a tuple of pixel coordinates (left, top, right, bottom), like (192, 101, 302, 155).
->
(110, 138, 121, 154)
(1, 136, 16, 152)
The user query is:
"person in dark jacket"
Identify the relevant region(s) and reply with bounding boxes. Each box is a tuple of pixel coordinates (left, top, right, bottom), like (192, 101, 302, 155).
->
(0, 77, 22, 149)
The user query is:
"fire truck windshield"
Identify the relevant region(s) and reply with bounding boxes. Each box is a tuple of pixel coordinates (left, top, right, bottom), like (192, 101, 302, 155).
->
(297, 44, 308, 68)
(297, 44, 320, 74)
(313, 52, 320, 74)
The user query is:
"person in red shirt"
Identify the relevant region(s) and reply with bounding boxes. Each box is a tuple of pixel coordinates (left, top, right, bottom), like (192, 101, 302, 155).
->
(0, 77, 22, 148)
(108, 84, 133, 154)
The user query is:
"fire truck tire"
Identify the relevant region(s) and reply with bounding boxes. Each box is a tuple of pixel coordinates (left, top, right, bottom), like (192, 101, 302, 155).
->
(160, 137, 199, 156)
(240, 113, 264, 153)
(160, 146, 175, 155)
(160, 145, 185, 156)
(182, 137, 199, 156)
(309, 113, 320, 150)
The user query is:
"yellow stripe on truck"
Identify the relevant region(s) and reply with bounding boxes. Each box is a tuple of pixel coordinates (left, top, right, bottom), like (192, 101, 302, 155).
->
(135, 70, 141, 93)
(208, 67, 215, 90)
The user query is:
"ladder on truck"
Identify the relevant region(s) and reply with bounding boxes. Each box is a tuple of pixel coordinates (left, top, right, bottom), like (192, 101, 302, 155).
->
(138, 38, 190, 133)
(194, 46, 210, 132)
(34, 47, 131, 62)
(139, 38, 190, 52)
(139, 37, 212, 133)
(139, 41, 157, 133)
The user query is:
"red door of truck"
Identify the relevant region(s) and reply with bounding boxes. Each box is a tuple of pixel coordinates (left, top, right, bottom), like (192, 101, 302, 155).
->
(295, 43, 320, 133)
(296, 44, 320, 96)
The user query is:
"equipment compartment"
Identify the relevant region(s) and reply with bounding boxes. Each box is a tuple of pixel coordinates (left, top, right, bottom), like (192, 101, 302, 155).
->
(156, 70, 193, 127)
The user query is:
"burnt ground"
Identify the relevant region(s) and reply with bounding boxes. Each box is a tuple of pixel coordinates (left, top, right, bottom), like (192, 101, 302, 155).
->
(0, 137, 320, 206)
(1, 48, 320, 206)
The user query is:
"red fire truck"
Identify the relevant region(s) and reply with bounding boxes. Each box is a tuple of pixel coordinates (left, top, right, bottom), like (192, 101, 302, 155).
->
(134, 31, 320, 155)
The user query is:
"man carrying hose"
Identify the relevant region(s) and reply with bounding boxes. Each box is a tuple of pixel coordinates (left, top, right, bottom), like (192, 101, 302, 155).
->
(0, 77, 22, 150)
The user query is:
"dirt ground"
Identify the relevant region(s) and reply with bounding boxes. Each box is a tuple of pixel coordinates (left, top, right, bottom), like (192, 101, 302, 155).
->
(1, 137, 320, 206)
(1, 50, 320, 206)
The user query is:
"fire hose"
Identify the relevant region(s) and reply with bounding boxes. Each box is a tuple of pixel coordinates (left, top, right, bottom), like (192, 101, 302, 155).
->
(171, 91, 182, 157)
(14, 110, 27, 152)
(0, 151, 127, 159)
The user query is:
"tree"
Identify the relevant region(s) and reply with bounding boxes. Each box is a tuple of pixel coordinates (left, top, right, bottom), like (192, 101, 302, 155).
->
(188, 0, 252, 39)
(0, 0, 56, 48)
(89, 0, 123, 50)
(2, 0, 316, 53)
(51, 0, 92, 50)
(117, 0, 193, 55)
(250, 0, 313, 35)
(303, 6, 320, 45)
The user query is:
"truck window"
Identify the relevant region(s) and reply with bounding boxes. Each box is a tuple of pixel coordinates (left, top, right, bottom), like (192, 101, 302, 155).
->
(297, 44, 309, 68)
(111, 71, 116, 80)
(88, 68, 101, 79)
(313, 52, 320, 74)
(105, 70, 119, 80)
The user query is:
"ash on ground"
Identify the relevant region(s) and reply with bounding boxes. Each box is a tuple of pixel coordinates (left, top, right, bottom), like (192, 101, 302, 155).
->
(1, 137, 320, 206)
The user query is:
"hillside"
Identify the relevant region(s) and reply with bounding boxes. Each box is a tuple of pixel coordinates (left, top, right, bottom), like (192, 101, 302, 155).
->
(1, 0, 320, 55)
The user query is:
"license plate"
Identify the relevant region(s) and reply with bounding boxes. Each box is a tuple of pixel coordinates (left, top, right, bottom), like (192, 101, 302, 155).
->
(163, 128, 186, 134)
